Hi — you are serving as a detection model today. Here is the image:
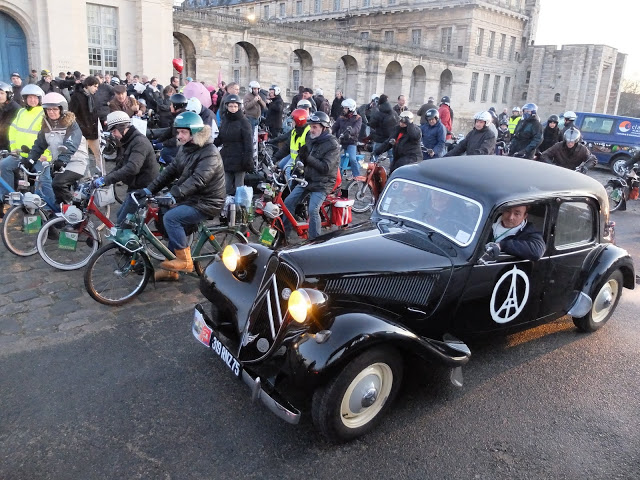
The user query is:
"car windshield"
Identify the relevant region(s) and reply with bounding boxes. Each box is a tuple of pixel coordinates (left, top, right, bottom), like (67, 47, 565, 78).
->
(377, 179, 483, 246)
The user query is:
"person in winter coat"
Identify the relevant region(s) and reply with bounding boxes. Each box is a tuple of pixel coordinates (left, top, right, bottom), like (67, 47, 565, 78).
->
(265, 86, 285, 137)
(330, 90, 344, 121)
(538, 114, 561, 152)
(156, 86, 175, 128)
(69, 75, 101, 167)
(313, 88, 331, 115)
(417, 96, 437, 125)
(22, 92, 89, 208)
(283, 111, 340, 239)
(509, 103, 543, 159)
(0, 82, 21, 151)
(274, 108, 310, 181)
(243, 81, 267, 130)
(147, 93, 188, 165)
(143, 79, 162, 112)
(214, 94, 253, 195)
(369, 94, 398, 164)
(420, 108, 447, 159)
(496, 120, 511, 154)
(486, 205, 546, 262)
(94, 77, 114, 126)
(133, 112, 225, 278)
(438, 96, 454, 139)
(375, 111, 422, 173)
(331, 98, 362, 179)
(561, 111, 577, 137)
(445, 111, 496, 157)
(36, 70, 62, 95)
(540, 127, 597, 172)
(508, 107, 522, 135)
(109, 85, 140, 117)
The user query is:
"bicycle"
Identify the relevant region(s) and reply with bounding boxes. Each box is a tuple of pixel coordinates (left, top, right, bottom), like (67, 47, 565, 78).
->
(346, 152, 388, 213)
(83, 193, 248, 306)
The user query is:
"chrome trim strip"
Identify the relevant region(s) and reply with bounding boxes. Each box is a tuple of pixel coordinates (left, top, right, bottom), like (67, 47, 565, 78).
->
(272, 274, 284, 328)
(265, 285, 276, 338)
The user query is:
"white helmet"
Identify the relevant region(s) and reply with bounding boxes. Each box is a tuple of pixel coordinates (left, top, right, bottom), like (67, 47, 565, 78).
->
(21, 84, 45, 100)
(133, 82, 146, 94)
(297, 99, 312, 109)
(315, 88, 323, 96)
(370, 93, 380, 102)
(399, 111, 414, 122)
(563, 111, 577, 121)
(42, 92, 68, 114)
(474, 111, 492, 123)
(512, 106, 521, 113)
(249, 81, 260, 89)
(186, 97, 202, 113)
(105, 110, 131, 131)
(269, 85, 281, 96)
(341, 98, 357, 113)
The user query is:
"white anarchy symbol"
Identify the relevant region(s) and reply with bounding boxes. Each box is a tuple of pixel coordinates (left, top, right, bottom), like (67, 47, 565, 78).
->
(490, 266, 530, 323)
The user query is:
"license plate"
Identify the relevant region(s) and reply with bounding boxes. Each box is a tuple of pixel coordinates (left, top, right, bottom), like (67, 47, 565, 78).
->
(192, 308, 242, 378)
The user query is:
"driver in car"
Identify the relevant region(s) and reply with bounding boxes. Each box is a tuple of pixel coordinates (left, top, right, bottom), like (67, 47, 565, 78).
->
(486, 205, 545, 261)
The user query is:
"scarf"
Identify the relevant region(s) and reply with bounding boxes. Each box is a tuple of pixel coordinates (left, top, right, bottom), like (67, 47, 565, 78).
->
(83, 88, 94, 113)
(492, 219, 526, 242)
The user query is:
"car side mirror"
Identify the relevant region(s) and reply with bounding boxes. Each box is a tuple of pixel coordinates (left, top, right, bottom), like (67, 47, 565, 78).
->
(478, 242, 500, 264)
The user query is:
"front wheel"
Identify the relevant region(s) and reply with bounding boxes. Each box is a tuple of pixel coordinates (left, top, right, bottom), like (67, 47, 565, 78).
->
(347, 180, 374, 213)
(84, 243, 152, 305)
(36, 216, 100, 270)
(1, 206, 48, 257)
(604, 181, 625, 212)
(610, 156, 631, 177)
(573, 270, 623, 332)
(312, 347, 403, 443)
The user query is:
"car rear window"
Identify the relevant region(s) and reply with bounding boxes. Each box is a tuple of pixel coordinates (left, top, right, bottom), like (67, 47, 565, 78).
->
(377, 179, 483, 247)
(555, 201, 595, 248)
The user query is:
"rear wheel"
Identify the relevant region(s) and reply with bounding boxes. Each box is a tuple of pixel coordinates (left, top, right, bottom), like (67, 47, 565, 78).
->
(193, 228, 247, 276)
(36, 216, 100, 270)
(347, 180, 374, 213)
(1, 206, 48, 256)
(604, 181, 624, 212)
(573, 270, 623, 332)
(84, 243, 152, 305)
(610, 156, 631, 177)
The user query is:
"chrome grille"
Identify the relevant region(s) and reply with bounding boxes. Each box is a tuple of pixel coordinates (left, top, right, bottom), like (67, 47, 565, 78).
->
(325, 274, 437, 306)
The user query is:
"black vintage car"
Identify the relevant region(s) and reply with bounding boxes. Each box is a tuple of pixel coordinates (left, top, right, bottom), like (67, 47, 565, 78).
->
(191, 156, 635, 443)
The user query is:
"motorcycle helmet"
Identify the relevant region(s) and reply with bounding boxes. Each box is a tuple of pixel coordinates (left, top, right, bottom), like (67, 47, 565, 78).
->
(522, 102, 538, 119)
(440, 96, 451, 105)
(499, 119, 509, 126)
(223, 94, 243, 105)
(0, 81, 13, 102)
(563, 111, 577, 121)
(173, 111, 205, 134)
(370, 93, 380, 102)
(170, 93, 188, 109)
(105, 110, 131, 131)
(307, 111, 331, 128)
(249, 81, 260, 89)
(42, 92, 68, 114)
(269, 85, 281, 96)
(512, 106, 521, 114)
(291, 108, 309, 128)
(425, 108, 439, 121)
(399, 111, 414, 122)
(297, 99, 312, 109)
(21, 84, 45, 104)
(41, 69, 51, 77)
(563, 127, 581, 144)
(110, 77, 121, 86)
(341, 98, 357, 113)
(186, 97, 203, 113)
(548, 114, 560, 124)
(474, 111, 492, 124)
(315, 88, 323, 96)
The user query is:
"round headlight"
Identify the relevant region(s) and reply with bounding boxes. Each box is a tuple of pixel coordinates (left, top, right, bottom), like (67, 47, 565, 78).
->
(288, 289, 311, 323)
(222, 244, 240, 271)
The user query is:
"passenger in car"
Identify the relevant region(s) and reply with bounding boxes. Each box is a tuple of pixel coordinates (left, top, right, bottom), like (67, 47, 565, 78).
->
(486, 205, 546, 261)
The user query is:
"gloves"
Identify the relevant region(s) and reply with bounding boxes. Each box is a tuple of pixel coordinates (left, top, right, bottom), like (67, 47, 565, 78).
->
(53, 159, 66, 172)
(426, 149, 434, 157)
(297, 145, 309, 162)
(388, 138, 396, 146)
(132, 188, 152, 199)
(169, 185, 183, 200)
(484, 242, 501, 259)
(92, 177, 106, 188)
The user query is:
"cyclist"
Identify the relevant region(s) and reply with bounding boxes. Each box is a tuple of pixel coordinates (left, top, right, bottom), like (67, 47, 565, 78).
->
(374, 111, 422, 173)
(445, 111, 496, 157)
(540, 127, 597, 172)
(133, 111, 225, 274)
(0, 81, 21, 151)
(509, 103, 543, 159)
(273, 108, 310, 181)
(147, 93, 188, 165)
(420, 108, 447, 159)
(331, 98, 362, 180)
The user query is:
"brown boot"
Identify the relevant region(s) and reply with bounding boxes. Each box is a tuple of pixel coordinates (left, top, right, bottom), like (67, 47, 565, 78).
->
(154, 270, 180, 281)
(159, 247, 193, 272)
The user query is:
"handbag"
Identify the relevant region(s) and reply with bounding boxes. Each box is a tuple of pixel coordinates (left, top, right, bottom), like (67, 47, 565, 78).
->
(94, 184, 116, 207)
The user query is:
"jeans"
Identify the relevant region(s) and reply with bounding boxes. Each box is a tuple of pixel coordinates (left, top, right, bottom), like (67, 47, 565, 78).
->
(163, 204, 206, 251)
(247, 116, 260, 130)
(225, 171, 246, 196)
(283, 185, 326, 240)
(116, 191, 137, 225)
(0, 156, 57, 211)
(278, 155, 294, 182)
(344, 144, 360, 178)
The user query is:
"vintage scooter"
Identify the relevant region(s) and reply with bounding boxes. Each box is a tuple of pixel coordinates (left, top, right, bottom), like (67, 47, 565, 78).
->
(346, 152, 388, 213)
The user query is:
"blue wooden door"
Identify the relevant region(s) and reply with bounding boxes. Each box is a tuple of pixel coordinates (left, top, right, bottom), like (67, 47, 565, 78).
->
(0, 12, 28, 81)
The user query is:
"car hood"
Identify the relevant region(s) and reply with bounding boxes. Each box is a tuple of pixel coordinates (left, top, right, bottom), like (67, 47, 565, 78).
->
(279, 220, 457, 277)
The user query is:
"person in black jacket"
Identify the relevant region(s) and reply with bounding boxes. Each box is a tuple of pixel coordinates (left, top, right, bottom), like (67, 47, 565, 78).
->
(538, 114, 561, 152)
(214, 94, 253, 195)
(330, 90, 343, 121)
(134, 111, 225, 276)
(331, 98, 362, 179)
(265, 86, 285, 137)
(509, 103, 543, 159)
(445, 111, 496, 157)
(0, 82, 21, 150)
(369, 94, 398, 164)
(486, 205, 546, 261)
(147, 93, 188, 165)
(540, 127, 597, 172)
(92, 111, 160, 225)
(283, 111, 340, 239)
(156, 86, 175, 128)
(93, 76, 114, 127)
(69, 75, 101, 167)
(374, 111, 423, 173)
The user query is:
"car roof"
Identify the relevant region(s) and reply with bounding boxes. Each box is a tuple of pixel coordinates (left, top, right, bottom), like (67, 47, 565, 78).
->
(392, 155, 607, 209)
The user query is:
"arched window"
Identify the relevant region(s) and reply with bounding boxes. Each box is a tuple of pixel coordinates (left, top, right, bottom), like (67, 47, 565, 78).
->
(554, 93, 561, 102)
(521, 91, 528, 101)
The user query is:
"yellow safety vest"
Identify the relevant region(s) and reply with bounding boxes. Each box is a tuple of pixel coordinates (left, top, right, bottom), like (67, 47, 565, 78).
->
(8, 107, 50, 160)
(289, 125, 310, 161)
(508, 115, 521, 135)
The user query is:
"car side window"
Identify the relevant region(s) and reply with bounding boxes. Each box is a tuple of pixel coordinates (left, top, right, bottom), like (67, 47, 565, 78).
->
(580, 116, 614, 135)
(555, 201, 595, 248)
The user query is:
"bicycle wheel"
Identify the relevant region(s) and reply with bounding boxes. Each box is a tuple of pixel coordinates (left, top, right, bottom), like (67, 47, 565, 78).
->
(604, 182, 624, 212)
(347, 180, 374, 213)
(84, 243, 152, 306)
(193, 228, 248, 276)
(36, 216, 100, 270)
(1, 206, 49, 257)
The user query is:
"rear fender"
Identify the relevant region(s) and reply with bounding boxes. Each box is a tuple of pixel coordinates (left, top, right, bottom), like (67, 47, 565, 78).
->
(578, 244, 635, 295)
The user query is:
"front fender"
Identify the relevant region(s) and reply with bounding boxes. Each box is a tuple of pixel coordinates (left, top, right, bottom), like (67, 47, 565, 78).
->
(289, 311, 470, 383)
